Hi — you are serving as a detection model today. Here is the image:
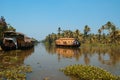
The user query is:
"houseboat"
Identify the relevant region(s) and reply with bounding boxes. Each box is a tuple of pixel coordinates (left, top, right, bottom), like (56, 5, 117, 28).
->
(1, 31, 34, 51)
(55, 38, 80, 47)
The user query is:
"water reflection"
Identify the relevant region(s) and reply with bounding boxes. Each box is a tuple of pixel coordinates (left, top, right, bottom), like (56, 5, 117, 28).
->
(56, 47, 81, 62)
(83, 46, 120, 65)
(24, 44, 120, 80)
(98, 47, 120, 65)
(0, 48, 34, 68)
(45, 45, 120, 66)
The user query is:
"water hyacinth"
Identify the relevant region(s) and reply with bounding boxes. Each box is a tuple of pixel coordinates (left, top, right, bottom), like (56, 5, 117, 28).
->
(60, 64, 120, 80)
(0, 65, 32, 80)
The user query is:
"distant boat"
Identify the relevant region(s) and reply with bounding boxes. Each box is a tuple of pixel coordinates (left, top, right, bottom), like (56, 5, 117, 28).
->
(55, 38, 80, 47)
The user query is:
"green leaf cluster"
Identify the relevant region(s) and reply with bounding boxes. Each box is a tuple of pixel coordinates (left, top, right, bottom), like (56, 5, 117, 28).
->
(60, 64, 120, 80)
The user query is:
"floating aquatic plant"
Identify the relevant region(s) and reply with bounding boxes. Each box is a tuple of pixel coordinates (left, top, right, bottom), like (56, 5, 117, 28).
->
(60, 64, 120, 80)
(0, 65, 32, 80)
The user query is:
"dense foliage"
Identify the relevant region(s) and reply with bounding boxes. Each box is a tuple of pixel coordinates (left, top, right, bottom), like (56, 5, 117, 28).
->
(0, 65, 32, 80)
(0, 16, 16, 37)
(60, 64, 120, 80)
(44, 22, 120, 45)
(0, 16, 38, 44)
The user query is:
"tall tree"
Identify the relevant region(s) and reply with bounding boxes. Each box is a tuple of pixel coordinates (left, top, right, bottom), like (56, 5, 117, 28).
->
(73, 29, 81, 39)
(58, 27, 62, 38)
(105, 21, 116, 33)
(0, 16, 8, 38)
(7, 24, 16, 31)
(83, 25, 91, 43)
(0, 16, 7, 31)
(63, 30, 71, 38)
(98, 29, 102, 41)
(102, 21, 117, 43)
(84, 25, 90, 37)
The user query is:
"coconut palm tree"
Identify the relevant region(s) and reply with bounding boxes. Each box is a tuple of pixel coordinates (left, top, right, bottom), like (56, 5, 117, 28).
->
(73, 29, 81, 39)
(7, 24, 16, 31)
(103, 21, 117, 43)
(110, 30, 120, 44)
(68, 30, 73, 38)
(84, 25, 90, 37)
(58, 27, 62, 38)
(98, 29, 102, 41)
(83, 25, 90, 43)
(0, 16, 8, 31)
(105, 21, 116, 33)
(0, 16, 8, 45)
(62, 30, 68, 37)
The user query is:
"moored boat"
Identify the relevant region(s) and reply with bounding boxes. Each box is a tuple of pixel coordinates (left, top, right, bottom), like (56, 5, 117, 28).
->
(1, 31, 34, 51)
(55, 38, 80, 47)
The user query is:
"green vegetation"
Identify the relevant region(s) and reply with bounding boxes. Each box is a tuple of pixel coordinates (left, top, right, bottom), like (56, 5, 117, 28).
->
(0, 16, 38, 44)
(0, 65, 32, 80)
(60, 64, 120, 80)
(1, 16, 120, 80)
(0, 16, 16, 45)
(0, 16, 16, 37)
(0, 49, 34, 80)
(44, 21, 120, 45)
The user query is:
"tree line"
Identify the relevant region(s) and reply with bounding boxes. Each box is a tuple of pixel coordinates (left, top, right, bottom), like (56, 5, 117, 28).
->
(0, 16, 39, 44)
(1, 16, 119, 45)
(44, 21, 120, 45)
(0, 16, 16, 44)
(0, 16, 16, 38)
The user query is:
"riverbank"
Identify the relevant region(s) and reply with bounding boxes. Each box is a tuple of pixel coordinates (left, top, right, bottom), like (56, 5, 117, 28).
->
(81, 42, 120, 48)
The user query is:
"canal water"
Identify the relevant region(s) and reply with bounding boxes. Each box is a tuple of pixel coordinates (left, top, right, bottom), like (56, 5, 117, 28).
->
(1, 43, 120, 80)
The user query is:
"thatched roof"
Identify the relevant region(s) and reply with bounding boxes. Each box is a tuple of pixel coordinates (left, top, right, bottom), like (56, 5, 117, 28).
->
(57, 38, 75, 40)
(24, 36, 32, 42)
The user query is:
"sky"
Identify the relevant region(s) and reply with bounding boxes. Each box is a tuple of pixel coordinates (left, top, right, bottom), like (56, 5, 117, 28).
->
(0, 0, 120, 40)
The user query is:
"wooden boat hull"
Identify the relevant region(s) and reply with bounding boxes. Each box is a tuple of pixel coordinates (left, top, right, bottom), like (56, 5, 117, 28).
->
(55, 38, 80, 48)
(56, 44, 80, 48)
(1, 31, 34, 51)
(1, 45, 16, 51)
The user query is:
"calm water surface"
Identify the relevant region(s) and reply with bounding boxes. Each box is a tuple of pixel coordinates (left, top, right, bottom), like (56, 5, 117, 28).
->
(1, 43, 120, 80)
(25, 43, 120, 80)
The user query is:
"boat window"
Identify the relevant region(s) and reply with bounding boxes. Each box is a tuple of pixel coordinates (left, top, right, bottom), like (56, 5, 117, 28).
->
(63, 41, 67, 44)
(9, 40, 13, 43)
